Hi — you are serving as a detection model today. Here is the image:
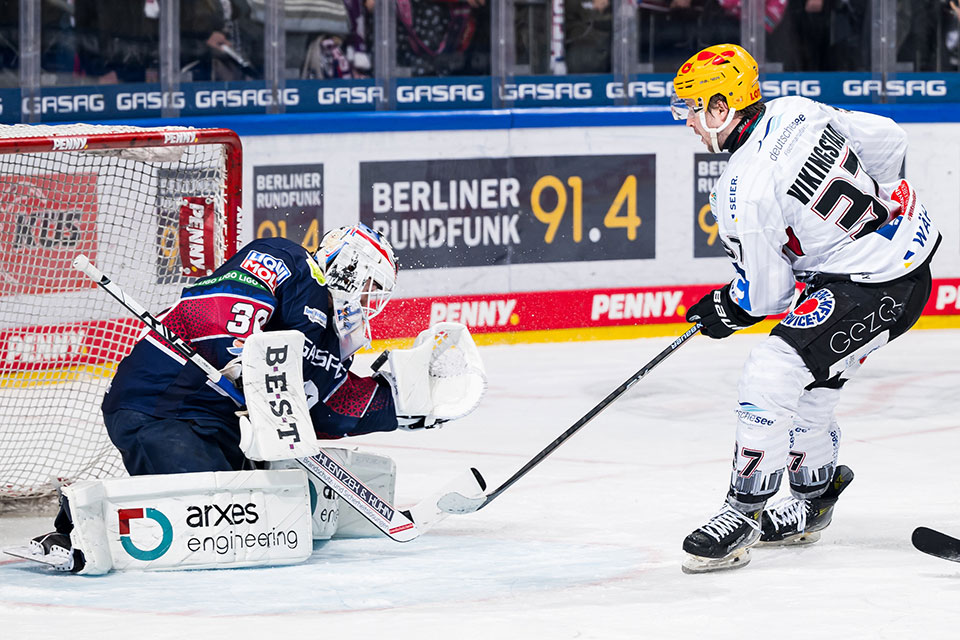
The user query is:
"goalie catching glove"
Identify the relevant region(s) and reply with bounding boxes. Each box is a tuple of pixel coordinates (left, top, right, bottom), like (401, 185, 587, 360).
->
(375, 322, 486, 429)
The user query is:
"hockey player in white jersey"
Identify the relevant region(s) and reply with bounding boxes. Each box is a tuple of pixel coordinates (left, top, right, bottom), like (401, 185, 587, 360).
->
(670, 44, 940, 573)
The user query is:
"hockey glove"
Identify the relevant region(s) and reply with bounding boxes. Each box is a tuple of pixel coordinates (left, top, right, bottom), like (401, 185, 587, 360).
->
(686, 283, 764, 339)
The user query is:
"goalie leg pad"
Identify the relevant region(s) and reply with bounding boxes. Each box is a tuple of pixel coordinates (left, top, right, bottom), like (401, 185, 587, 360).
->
(269, 448, 397, 540)
(63, 469, 312, 575)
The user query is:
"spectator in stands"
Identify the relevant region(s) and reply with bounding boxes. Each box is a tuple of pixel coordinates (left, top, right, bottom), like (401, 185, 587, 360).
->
(895, 0, 938, 72)
(0, 0, 17, 87)
(946, 0, 960, 69)
(639, 0, 707, 73)
(182, 0, 259, 81)
(564, 0, 612, 74)
(0, 0, 76, 87)
(75, 0, 160, 83)
(395, 0, 489, 77)
(828, 0, 869, 71)
(769, 0, 831, 71)
(300, 0, 368, 79)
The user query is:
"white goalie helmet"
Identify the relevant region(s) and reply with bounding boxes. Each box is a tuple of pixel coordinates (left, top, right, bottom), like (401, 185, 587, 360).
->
(317, 223, 398, 356)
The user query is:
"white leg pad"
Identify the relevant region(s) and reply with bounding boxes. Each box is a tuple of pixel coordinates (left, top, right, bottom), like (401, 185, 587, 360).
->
(269, 448, 397, 540)
(65, 469, 313, 575)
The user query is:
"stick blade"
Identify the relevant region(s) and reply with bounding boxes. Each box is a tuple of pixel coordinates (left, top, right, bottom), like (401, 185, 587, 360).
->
(434, 467, 488, 514)
(408, 467, 487, 527)
(437, 492, 488, 514)
(913, 526, 960, 562)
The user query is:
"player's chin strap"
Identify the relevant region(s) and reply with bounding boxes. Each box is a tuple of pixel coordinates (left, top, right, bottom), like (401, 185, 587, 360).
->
(700, 107, 738, 153)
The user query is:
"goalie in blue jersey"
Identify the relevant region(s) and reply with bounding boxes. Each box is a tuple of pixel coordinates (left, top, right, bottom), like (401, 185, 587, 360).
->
(25, 223, 486, 573)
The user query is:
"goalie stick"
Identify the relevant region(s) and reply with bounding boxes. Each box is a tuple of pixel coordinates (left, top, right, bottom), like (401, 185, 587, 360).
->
(437, 324, 702, 514)
(912, 526, 960, 563)
(73, 254, 484, 543)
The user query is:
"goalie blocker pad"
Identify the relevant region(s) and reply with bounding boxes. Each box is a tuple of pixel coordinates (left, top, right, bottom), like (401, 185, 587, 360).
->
(65, 469, 312, 575)
(377, 322, 486, 427)
(239, 330, 322, 461)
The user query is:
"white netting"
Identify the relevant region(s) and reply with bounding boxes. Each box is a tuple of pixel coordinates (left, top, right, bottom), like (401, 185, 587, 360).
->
(0, 124, 236, 505)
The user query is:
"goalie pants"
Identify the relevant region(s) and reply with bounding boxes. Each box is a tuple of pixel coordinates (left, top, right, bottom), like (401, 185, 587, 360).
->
(726, 264, 932, 511)
(104, 409, 247, 476)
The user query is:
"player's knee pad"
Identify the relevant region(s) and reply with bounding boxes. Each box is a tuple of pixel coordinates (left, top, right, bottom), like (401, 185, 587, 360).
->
(269, 448, 397, 540)
(738, 336, 815, 416)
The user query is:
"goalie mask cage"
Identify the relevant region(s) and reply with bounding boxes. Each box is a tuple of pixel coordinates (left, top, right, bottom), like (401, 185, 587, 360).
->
(0, 124, 242, 511)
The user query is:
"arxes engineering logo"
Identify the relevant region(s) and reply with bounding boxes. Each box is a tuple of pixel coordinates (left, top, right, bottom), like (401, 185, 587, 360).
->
(118, 507, 173, 561)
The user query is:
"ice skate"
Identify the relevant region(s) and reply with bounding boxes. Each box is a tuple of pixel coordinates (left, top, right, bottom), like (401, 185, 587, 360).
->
(758, 465, 854, 547)
(682, 504, 762, 574)
(3, 532, 84, 573)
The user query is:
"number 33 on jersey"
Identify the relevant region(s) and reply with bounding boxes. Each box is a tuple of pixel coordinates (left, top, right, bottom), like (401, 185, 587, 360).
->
(711, 95, 939, 318)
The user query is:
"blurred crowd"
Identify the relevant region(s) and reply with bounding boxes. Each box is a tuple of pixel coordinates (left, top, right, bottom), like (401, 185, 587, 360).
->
(0, 0, 958, 87)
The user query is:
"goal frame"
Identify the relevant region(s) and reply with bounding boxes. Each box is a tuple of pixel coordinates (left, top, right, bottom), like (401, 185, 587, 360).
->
(0, 125, 244, 509)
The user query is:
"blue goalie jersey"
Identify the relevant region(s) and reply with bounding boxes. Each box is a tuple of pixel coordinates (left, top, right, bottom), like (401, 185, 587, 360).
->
(102, 237, 397, 439)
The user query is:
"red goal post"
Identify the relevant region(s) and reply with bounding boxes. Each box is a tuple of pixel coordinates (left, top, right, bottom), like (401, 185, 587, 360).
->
(0, 123, 242, 510)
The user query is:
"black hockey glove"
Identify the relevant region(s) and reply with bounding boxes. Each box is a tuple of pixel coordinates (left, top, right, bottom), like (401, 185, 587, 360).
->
(686, 283, 764, 339)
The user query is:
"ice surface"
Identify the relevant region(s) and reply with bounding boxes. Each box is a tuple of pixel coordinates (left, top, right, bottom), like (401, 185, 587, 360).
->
(3, 329, 960, 638)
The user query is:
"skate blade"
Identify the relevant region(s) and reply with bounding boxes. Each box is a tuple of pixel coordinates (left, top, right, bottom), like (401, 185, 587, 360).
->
(756, 530, 822, 548)
(681, 547, 752, 574)
(3, 545, 73, 570)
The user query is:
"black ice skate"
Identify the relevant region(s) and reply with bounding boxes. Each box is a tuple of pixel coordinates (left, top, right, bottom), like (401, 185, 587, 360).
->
(682, 504, 762, 574)
(758, 465, 854, 547)
(3, 532, 85, 573)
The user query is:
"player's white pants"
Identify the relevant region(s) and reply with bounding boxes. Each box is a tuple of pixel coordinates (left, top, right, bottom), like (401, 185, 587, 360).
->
(728, 336, 843, 509)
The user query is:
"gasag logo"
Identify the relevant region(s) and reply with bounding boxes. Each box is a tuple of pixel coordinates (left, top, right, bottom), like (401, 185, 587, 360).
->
(500, 82, 592, 101)
(195, 88, 299, 109)
(760, 79, 820, 98)
(605, 80, 670, 99)
(782, 289, 835, 328)
(842, 79, 947, 98)
(396, 84, 484, 103)
(240, 250, 291, 292)
(318, 86, 384, 105)
(117, 91, 186, 111)
(119, 507, 174, 561)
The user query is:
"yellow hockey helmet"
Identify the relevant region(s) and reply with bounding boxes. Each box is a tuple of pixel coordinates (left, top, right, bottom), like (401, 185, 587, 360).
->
(671, 44, 761, 119)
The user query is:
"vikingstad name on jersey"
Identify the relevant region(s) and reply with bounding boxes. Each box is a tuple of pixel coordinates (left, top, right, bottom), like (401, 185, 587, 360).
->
(710, 95, 940, 317)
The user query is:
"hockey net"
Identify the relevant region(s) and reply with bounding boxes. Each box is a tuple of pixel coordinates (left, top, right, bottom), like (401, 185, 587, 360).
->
(0, 124, 241, 512)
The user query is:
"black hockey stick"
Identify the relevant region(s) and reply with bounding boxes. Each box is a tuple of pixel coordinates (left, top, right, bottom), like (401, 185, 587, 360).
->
(437, 323, 702, 514)
(912, 526, 960, 562)
(73, 254, 484, 542)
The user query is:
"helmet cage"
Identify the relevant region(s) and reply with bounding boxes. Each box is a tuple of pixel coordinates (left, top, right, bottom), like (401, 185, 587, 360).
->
(317, 224, 398, 354)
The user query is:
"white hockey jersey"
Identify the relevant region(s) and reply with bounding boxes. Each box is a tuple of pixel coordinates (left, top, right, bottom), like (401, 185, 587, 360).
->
(710, 95, 940, 317)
